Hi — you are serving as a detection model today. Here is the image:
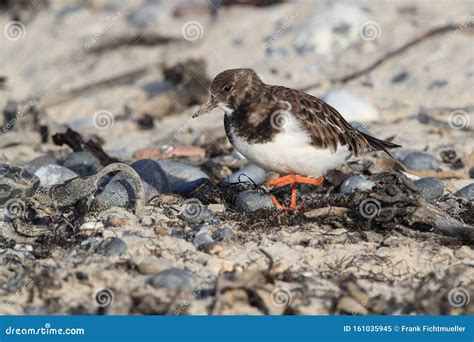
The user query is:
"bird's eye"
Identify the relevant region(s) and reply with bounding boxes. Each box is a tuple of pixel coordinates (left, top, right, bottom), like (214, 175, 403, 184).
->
(223, 85, 232, 92)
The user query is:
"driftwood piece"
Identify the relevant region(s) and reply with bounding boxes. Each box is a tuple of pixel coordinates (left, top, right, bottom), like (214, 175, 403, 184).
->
(87, 34, 179, 54)
(52, 128, 119, 166)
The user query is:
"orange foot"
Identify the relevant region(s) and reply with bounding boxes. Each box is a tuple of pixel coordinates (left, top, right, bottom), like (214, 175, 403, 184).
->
(266, 175, 324, 211)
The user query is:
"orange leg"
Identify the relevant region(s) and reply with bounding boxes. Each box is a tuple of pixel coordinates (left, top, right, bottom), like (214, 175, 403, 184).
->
(266, 175, 324, 211)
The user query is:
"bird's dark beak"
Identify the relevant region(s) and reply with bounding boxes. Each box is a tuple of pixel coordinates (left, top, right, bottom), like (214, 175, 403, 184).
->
(192, 96, 217, 118)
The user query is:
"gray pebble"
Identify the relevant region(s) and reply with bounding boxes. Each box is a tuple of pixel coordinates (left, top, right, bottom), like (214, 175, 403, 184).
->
(235, 190, 274, 212)
(339, 175, 375, 193)
(61, 151, 103, 176)
(94, 159, 168, 210)
(131, 159, 169, 194)
(157, 161, 209, 192)
(414, 177, 445, 201)
(34, 164, 77, 187)
(454, 184, 474, 201)
(221, 163, 267, 185)
(469, 167, 474, 179)
(213, 227, 234, 241)
(96, 237, 127, 256)
(402, 152, 441, 171)
(193, 232, 214, 251)
(24, 155, 57, 174)
(149, 268, 196, 292)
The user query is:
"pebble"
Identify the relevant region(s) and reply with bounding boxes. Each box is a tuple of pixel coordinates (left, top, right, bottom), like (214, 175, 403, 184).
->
(454, 183, 474, 201)
(61, 151, 103, 176)
(131, 159, 169, 194)
(469, 167, 474, 179)
(402, 152, 441, 171)
(391, 71, 409, 83)
(339, 175, 375, 193)
(149, 268, 196, 292)
(171, 178, 212, 194)
(33, 165, 77, 187)
(95, 159, 168, 210)
(157, 161, 209, 192)
(0, 164, 39, 203)
(323, 89, 377, 122)
(221, 163, 267, 185)
(193, 232, 214, 251)
(79, 221, 104, 232)
(137, 256, 171, 275)
(212, 227, 235, 241)
(23, 155, 57, 174)
(95, 237, 127, 256)
(234, 191, 274, 212)
(414, 177, 445, 201)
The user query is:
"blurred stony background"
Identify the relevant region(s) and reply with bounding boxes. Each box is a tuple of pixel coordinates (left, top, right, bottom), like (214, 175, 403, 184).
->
(0, 0, 473, 315)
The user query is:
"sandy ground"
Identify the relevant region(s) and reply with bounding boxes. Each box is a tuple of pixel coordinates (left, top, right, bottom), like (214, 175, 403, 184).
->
(0, 0, 473, 315)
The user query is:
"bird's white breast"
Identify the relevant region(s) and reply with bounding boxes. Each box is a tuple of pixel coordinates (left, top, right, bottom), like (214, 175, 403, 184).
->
(226, 110, 351, 177)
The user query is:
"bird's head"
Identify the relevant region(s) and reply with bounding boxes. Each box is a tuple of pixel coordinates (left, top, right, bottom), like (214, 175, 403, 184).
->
(192, 68, 262, 118)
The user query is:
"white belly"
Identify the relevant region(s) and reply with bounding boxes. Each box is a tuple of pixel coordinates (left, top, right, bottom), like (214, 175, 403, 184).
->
(228, 112, 351, 177)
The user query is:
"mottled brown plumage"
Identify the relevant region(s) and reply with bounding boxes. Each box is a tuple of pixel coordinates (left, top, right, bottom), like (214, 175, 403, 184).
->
(194, 68, 400, 158)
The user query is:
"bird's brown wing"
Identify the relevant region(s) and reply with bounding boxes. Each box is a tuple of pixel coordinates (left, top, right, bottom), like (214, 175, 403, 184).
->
(269, 86, 400, 157)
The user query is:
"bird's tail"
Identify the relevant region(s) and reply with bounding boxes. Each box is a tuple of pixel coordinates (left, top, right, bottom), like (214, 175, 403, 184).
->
(360, 132, 401, 158)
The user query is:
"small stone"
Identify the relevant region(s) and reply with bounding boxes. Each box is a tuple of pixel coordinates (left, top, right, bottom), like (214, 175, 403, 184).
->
(221, 163, 267, 185)
(61, 151, 103, 176)
(133, 145, 206, 160)
(193, 232, 214, 251)
(304, 206, 349, 217)
(94, 159, 168, 210)
(137, 256, 170, 275)
(79, 221, 104, 232)
(454, 183, 474, 201)
(323, 89, 377, 122)
(414, 177, 445, 201)
(33, 164, 77, 187)
(391, 71, 408, 83)
(157, 161, 209, 192)
(104, 214, 137, 227)
(469, 167, 474, 179)
(131, 159, 169, 195)
(149, 268, 196, 292)
(402, 152, 441, 171)
(96, 237, 127, 256)
(234, 191, 274, 212)
(337, 296, 367, 315)
(212, 227, 235, 241)
(208, 204, 225, 213)
(23, 155, 57, 174)
(339, 175, 375, 193)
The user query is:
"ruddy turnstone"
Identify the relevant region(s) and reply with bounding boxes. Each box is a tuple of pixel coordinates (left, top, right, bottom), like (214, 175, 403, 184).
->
(193, 69, 400, 210)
